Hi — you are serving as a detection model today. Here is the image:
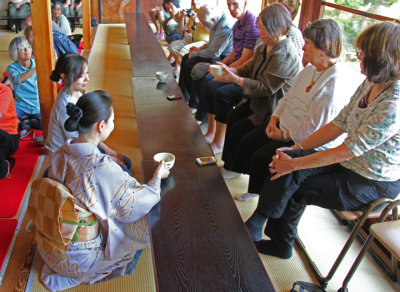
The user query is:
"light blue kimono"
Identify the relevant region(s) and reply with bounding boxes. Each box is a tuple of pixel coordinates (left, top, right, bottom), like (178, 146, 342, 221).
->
(38, 139, 161, 291)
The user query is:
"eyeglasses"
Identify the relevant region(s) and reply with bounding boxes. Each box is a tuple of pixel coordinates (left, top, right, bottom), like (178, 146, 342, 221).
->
(17, 44, 32, 51)
(356, 50, 364, 58)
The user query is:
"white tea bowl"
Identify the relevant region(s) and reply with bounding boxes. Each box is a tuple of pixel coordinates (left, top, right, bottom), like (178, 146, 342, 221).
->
(153, 152, 175, 169)
(209, 64, 224, 77)
(156, 71, 169, 83)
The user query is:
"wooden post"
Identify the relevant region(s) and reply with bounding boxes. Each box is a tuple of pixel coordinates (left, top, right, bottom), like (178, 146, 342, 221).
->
(91, 0, 99, 22)
(298, 0, 323, 31)
(30, 0, 57, 140)
(83, 0, 92, 50)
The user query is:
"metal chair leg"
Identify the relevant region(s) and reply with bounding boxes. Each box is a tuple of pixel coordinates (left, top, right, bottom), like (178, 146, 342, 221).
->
(296, 198, 393, 288)
(339, 200, 400, 291)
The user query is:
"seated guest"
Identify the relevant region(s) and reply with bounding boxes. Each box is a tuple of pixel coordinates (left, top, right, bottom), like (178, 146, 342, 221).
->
(267, 0, 303, 58)
(168, 0, 209, 75)
(192, 0, 259, 123)
(25, 15, 64, 34)
(148, 4, 169, 39)
(51, 0, 71, 16)
(46, 53, 131, 172)
(226, 20, 352, 200)
(8, 0, 30, 32)
(52, 1, 72, 36)
(178, 2, 233, 109)
(35, 90, 170, 291)
(0, 83, 19, 179)
(245, 21, 400, 259)
(204, 4, 301, 154)
(158, 0, 191, 44)
(7, 36, 41, 137)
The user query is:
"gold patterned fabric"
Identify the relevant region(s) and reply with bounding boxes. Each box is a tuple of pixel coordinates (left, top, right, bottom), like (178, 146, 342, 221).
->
(28, 177, 98, 259)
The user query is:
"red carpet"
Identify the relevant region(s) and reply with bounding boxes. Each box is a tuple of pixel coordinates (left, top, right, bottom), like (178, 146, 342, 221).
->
(0, 131, 42, 218)
(0, 219, 17, 270)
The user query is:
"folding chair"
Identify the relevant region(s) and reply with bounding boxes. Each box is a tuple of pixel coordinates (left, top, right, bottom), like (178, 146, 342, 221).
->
(295, 197, 394, 289)
(339, 199, 400, 291)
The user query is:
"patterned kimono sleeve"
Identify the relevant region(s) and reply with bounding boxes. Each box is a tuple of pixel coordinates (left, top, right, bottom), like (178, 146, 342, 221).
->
(114, 176, 161, 223)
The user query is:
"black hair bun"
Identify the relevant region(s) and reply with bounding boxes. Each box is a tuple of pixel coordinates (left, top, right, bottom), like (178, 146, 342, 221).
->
(50, 70, 61, 82)
(64, 103, 83, 132)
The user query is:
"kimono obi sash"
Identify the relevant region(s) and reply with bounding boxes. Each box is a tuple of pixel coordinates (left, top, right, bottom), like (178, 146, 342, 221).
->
(28, 177, 99, 259)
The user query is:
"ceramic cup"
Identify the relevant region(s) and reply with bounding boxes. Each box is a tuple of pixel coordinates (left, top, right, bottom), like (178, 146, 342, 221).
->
(153, 152, 175, 169)
(156, 71, 169, 83)
(209, 64, 224, 77)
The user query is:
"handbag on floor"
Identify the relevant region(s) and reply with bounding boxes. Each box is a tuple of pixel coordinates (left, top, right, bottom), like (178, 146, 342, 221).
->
(291, 281, 326, 292)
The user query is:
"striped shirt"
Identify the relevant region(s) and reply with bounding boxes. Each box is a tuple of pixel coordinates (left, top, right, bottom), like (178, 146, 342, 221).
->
(232, 11, 258, 60)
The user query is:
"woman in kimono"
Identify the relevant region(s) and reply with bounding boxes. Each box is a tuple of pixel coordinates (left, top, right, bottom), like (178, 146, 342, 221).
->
(45, 53, 131, 173)
(38, 90, 169, 291)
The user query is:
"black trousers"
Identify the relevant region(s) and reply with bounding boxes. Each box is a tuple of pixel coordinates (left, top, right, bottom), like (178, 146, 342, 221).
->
(0, 129, 19, 161)
(204, 79, 243, 123)
(257, 150, 400, 251)
(0, 129, 19, 177)
(247, 139, 292, 194)
(178, 54, 226, 111)
(194, 74, 213, 123)
(19, 113, 42, 130)
(221, 101, 263, 172)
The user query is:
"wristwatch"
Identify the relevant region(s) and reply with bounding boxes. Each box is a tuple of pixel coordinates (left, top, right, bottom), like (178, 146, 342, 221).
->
(280, 130, 290, 142)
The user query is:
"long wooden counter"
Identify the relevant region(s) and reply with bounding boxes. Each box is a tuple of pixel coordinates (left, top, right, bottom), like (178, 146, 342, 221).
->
(125, 12, 275, 292)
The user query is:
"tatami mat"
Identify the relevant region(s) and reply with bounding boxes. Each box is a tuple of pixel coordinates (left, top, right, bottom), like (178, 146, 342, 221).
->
(29, 248, 156, 292)
(85, 23, 142, 178)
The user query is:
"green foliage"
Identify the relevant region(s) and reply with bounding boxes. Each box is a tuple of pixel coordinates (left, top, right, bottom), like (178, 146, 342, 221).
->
(324, 0, 398, 54)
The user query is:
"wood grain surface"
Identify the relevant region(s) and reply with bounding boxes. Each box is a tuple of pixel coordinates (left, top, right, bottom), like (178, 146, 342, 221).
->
(142, 159, 275, 292)
(125, 12, 174, 77)
(131, 77, 213, 160)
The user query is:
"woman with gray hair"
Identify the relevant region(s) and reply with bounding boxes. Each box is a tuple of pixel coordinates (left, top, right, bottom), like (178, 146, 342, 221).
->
(52, 0, 72, 36)
(204, 4, 301, 154)
(6, 36, 41, 137)
(231, 19, 354, 204)
(178, 2, 233, 109)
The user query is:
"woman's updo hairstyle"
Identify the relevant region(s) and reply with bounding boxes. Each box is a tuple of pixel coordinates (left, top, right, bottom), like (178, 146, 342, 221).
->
(303, 19, 342, 58)
(355, 21, 400, 84)
(65, 90, 113, 133)
(50, 52, 87, 86)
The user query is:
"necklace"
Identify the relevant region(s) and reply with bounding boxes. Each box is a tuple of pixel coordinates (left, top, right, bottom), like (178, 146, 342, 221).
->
(306, 69, 325, 92)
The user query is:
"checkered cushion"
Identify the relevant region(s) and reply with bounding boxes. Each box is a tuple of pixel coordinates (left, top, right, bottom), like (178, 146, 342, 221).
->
(28, 178, 81, 259)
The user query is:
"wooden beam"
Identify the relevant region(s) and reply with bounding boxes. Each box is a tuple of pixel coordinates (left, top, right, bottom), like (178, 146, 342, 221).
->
(83, 0, 92, 49)
(298, 0, 323, 31)
(323, 1, 400, 23)
(30, 0, 57, 139)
